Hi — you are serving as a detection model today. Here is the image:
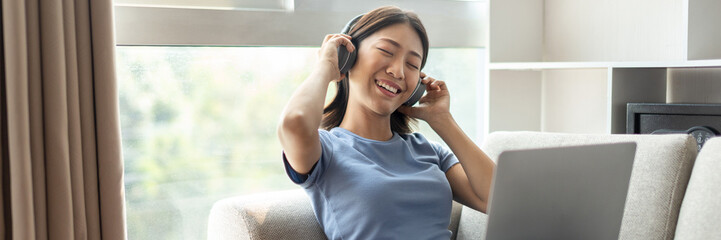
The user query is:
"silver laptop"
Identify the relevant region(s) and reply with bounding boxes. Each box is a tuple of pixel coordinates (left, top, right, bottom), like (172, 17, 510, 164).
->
(485, 142, 637, 240)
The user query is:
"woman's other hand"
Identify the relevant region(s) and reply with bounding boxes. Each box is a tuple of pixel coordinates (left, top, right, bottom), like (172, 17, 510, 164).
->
(397, 73, 451, 125)
(316, 34, 355, 82)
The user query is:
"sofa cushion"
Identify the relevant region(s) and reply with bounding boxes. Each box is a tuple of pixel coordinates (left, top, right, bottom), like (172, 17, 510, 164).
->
(456, 205, 488, 240)
(674, 137, 721, 239)
(457, 131, 697, 240)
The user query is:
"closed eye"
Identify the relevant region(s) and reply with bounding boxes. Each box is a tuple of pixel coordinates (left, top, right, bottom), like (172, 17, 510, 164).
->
(407, 63, 419, 70)
(377, 48, 393, 56)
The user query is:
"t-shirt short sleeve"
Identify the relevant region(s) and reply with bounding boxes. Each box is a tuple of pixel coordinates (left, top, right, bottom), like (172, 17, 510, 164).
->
(282, 129, 335, 188)
(430, 141, 460, 172)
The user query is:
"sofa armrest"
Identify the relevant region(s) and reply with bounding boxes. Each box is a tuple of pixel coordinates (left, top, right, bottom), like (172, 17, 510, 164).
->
(207, 189, 327, 240)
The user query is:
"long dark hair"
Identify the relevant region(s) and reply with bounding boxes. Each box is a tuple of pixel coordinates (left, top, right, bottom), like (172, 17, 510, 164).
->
(320, 6, 430, 134)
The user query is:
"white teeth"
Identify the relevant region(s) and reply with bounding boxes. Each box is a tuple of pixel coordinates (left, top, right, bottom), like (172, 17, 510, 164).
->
(376, 80, 398, 94)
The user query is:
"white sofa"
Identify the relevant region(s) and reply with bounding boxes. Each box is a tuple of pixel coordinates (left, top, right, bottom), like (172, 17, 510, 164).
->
(208, 132, 721, 240)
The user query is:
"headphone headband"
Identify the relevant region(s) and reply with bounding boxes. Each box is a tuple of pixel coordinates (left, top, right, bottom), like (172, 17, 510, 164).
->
(342, 14, 364, 34)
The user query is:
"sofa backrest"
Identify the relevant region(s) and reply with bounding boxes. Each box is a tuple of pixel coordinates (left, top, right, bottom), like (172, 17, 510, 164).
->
(674, 137, 721, 239)
(457, 131, 697, 240)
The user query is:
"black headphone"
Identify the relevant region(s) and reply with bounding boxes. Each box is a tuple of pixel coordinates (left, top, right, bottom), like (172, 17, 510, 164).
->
(337, 15, 425, 106)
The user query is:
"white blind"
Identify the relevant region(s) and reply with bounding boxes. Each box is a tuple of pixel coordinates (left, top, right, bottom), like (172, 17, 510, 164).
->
(114, 0, 488, 47)
(114, 0, 293, 11)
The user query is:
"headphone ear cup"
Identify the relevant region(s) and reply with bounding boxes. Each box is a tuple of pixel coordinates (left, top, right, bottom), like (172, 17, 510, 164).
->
(402, 78, 426, 106)
(338, 14, 363, 75)
(337, 43, 357, 74)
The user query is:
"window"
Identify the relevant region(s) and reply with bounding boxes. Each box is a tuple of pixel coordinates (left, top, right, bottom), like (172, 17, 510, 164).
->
(117, 46, 484, 239)
(118, 46, 314, 239)
(114, 1, 487, 239)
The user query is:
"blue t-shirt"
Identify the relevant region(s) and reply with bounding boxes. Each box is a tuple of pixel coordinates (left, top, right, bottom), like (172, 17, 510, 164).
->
(282, 127, 460, 240)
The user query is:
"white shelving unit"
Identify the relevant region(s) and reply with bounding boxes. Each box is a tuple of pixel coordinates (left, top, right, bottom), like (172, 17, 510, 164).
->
(486, 0, 721, 135)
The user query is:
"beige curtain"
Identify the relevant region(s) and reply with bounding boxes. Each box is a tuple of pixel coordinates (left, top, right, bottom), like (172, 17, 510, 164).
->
(1, 0, 126, 239)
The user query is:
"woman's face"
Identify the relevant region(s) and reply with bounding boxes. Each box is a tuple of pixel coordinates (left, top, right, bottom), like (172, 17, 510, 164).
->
(347, 23, 424, 116)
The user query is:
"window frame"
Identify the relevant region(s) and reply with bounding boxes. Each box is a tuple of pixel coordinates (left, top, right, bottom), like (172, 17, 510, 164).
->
(114, 1, 490, 238)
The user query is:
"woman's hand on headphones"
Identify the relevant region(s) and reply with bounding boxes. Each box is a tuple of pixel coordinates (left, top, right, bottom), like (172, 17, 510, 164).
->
(317, 34, 355, 82)
(398, 73, 451, 125)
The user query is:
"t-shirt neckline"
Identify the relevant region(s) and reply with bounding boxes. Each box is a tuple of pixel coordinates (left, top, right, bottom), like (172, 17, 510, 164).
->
(331, 127, 401, 144)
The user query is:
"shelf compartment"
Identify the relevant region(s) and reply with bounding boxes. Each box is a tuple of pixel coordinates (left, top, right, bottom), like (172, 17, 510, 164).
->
(489, 68, 609, 134)
(667, 67, 721, 104)
(491, 0, 686, 62)
(542, 69, 608, 133)
(489, 70, 543, 132)
(609, 68, 667, 134)
(489, 0, 543, 62)
(688, 0, 721, 60)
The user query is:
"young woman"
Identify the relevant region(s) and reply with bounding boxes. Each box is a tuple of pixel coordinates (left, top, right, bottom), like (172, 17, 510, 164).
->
(277, 6, 496, 239)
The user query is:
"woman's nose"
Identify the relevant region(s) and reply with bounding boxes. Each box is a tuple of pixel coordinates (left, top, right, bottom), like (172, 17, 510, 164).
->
(386, 58, 405, 80)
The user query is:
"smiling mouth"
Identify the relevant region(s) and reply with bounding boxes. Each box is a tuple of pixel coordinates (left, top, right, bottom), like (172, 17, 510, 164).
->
(375, 80, 400, 94)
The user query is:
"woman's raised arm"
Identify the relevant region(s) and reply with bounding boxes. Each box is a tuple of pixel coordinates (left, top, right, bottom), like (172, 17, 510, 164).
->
(277, 34, 354, 174)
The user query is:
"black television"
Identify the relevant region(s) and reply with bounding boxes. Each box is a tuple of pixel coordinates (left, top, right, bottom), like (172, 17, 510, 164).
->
(626, 103, 721, 151)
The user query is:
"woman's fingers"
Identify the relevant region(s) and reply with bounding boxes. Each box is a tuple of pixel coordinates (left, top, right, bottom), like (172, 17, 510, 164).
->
(322, 34, 333, 44)
(338, 36, 355, 53)
(434, 80, 447, 91)
(317, 34, 355, 81)
(318, 34, 355, 64)
(422, 76, 445, 91)
(323, 34, 354, 51)
(322, 34, 350, 44)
